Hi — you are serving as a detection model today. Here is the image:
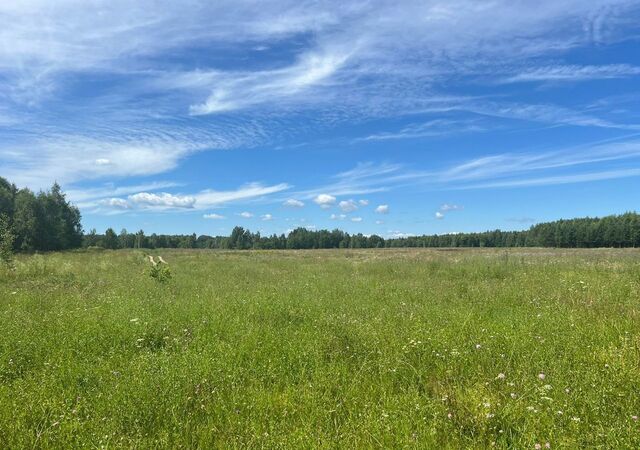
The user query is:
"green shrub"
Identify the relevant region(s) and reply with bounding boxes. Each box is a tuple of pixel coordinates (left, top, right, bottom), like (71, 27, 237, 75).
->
(148, 259, 171, 283)
(0, 213, 14, 267)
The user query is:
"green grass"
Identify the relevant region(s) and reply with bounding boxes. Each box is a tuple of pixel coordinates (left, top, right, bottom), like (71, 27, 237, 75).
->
(1, 248, 640, 448)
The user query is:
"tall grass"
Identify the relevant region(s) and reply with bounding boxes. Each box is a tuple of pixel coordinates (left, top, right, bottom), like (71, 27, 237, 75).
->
(1, 248, 639, 448)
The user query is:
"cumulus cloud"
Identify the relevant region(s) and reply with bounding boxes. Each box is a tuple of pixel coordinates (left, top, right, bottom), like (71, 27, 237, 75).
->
(238, 211, 254, 218)
(339, 199, 358, 212)
(358, 199, 369, 206)
(261, 213, 273, 221)
(314, 194, 336, 209)
(203, 213, 226, 219)
(330, 213, 347, 220)
(435, 211, 445, 219)
(351, 217, 363, 222)
(375, 204, 389, 214)
(283, 199, 305, 208)
(129, 192, 196, 208)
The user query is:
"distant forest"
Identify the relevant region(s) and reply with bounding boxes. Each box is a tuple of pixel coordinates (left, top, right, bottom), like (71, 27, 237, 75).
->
(1, 177, 639, 252)
(89, 213, 640, 250)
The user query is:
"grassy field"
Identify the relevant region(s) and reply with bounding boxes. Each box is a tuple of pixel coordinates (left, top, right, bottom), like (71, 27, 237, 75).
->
(1, 248, 640, 448)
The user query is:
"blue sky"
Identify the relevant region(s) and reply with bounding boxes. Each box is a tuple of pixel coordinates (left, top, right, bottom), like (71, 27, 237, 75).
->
(1, 1, 640, 238)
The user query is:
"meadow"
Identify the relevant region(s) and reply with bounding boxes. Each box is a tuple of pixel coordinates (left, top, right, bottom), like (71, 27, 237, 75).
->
(1, 248, 640, 448)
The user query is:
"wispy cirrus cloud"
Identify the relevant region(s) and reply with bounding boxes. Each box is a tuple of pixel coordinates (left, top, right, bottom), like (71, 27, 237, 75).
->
(460, 167, 640, 189)
(189, 50, 352, 115)
(361, 119, 489, 141)
(0, 119, 270, 190)
(500, 64, 640, 83)
(300, 137, 640, 196)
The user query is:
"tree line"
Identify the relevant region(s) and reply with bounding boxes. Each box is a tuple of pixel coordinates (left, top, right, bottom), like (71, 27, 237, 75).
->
(385, 212, 640, 248)
(90, 212, 640, 250)
(0, 177, 83, 252)
(84, 226, 385, 250)
(2, 176, 639, 252)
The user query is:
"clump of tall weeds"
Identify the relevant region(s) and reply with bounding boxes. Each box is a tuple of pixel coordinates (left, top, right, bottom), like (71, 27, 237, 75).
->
(147, 255, 171, 283)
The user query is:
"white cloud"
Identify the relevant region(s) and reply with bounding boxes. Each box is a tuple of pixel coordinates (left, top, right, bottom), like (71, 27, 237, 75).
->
(1, 136, 195, 189)
(190, 50, 351, 114)
(375, 220, 384, 225)
(351, 217, 363, 222)
(388, 231, 413, 239)
(362, 119, 487, 141)
(501, 64, 640, 83)
(358, 199, 369, 206)
(375, 204, 389, 214)
(283, 199, 305, 208)
(79, 181, 288, 214)
(261, 213, 273, 221)
(100, 198, 130, 209)
(330, 213, 347, 220)
(435, 211, 445, 219)
(0, 123, 264, 189)
(129, 192, 196, 209)
(313, 194, 336, 209)
(67, 181, 179, 205)
(239, 211, 254, 218)
(316, 138, 640, 196)
(203, 213, 226, 220)
(440, 203, 463, 211)
(462, 167, 640, 189)
(295, 163, 401, 200)
(339, 199, 358, 212)
(194, 183, 290, 209)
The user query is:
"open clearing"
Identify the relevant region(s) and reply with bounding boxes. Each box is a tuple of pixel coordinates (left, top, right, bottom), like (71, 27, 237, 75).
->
(1, 248, 640, 448)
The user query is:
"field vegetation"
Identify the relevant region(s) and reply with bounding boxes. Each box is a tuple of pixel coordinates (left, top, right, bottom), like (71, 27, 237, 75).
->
(1, 248, 640, 448)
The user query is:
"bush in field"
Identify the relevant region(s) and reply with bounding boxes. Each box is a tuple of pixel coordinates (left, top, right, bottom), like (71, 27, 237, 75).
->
(0, 214, 14, 266)
(147, 255, 171, 283)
